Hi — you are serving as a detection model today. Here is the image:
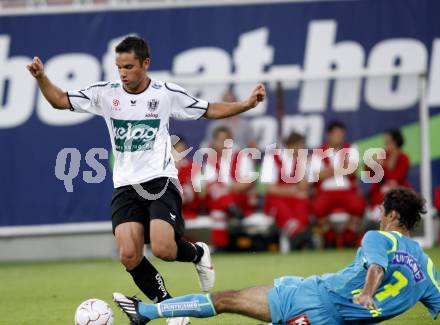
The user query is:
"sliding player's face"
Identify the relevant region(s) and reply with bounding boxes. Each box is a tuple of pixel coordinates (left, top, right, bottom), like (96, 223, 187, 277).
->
(379, 204, 397, 231)
(116, 51, 150, 90)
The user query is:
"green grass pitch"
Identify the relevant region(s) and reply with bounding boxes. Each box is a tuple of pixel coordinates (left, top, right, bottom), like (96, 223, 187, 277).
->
(1, 248, 439, 325)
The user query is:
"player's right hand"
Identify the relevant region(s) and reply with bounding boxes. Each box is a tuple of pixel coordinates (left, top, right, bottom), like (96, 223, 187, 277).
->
(353, 292, 377, 310)
(246, 83, 266, 109)
(26, 56, 45, 79)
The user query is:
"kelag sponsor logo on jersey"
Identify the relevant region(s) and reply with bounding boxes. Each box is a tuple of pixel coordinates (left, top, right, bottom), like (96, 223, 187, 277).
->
(391, 251, 425, 283)
(111, 118, 160, 152)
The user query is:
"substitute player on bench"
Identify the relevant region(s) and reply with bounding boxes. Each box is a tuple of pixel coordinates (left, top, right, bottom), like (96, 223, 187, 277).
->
(114, 188, 440, 325)
(27, 36, 265, 325)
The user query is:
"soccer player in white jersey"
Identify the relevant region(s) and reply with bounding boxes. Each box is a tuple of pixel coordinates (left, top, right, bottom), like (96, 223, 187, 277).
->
(27, 36, 266, 325)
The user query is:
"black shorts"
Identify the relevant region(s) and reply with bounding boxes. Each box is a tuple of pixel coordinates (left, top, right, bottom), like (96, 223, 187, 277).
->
(111, 177, 185, 243)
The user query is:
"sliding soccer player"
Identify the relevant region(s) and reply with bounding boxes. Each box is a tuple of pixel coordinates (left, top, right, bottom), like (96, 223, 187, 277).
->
(114, 188, 440, 325)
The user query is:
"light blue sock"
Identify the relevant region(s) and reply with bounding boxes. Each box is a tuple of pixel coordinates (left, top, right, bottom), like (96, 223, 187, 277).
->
(138, 293, 217, 320)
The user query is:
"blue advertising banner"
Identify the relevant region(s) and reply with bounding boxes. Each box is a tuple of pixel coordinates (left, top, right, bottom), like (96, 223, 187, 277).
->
(1, 0, 439, 226)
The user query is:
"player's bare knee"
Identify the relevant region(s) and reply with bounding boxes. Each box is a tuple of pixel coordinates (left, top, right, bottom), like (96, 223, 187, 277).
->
(151, 242, 176, 261)
(119, 247, 142, 270)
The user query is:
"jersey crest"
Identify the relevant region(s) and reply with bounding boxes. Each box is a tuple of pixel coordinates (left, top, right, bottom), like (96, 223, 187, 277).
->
(147, 98, 160, 112)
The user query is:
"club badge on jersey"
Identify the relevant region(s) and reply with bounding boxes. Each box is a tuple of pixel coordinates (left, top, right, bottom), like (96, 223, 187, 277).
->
(147, 99, 160, 112)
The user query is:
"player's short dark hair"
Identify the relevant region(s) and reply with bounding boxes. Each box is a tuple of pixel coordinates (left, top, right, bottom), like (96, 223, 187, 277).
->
(383, 188, 426, 230)
(115, 36, 150, 65)
(212, 126, 232, 139)
(284, 131, 305, 146)
(386, 129, 405, 148)
(327, 121, 346, 133)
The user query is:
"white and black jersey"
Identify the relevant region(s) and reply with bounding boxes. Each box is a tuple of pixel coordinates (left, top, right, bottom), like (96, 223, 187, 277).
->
(67, 79, 209, 188)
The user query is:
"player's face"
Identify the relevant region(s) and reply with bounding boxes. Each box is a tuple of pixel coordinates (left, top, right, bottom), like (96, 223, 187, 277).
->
(379, 204, 397, 230)
(172, 142, 188, 162)
(379, 205, 387, 230)
(286, 140, 305, 151)
(174, 142, 187, 154)
(379, 205, 385, 230)
(212, 131, 232, 152)
(384, 134, 397, 152)
(116, 52, 150, 90)
(222, 91, 237, 102)
(328, 128, 345, 147)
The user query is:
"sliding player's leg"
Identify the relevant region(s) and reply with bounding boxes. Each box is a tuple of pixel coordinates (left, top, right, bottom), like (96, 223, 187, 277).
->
(212, 286, 272, 321)
(113, 285, 272, 323)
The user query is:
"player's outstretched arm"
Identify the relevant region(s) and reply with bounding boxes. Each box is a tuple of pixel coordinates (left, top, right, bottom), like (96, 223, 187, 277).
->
(205, 84, 265, 119)
(353, 263, 385, 310)
(26, 56, 70, 110)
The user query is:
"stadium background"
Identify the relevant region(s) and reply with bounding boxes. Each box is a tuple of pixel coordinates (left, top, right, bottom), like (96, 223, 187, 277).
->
(0, 0, 439, 252)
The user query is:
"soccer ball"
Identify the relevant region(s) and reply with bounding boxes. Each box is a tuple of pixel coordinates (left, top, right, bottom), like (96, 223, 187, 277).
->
(74, 299, 114, 325)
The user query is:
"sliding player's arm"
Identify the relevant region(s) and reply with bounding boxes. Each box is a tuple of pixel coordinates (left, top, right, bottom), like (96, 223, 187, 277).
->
(353, 264, 385, 310)
(26, 57, 70, 110)
(353, 231, 391, 310)
(205, 84, 266, 119)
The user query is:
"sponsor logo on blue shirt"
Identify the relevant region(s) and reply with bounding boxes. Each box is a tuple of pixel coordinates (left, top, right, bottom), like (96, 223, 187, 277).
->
(392, 251, 425, 283)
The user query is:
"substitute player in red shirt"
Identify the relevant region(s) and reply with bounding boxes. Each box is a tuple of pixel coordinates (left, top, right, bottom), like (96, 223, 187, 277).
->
(311, 121, 365, 247)
(204, 126, 257, 250)
(261, 131, 311, 249)
(368, 129, 411, 220)
(173, 137, 203, 220)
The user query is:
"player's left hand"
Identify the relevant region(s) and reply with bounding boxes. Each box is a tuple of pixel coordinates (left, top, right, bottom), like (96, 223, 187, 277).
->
(353, 292, 377, 310)
(246, 83, 266, 108)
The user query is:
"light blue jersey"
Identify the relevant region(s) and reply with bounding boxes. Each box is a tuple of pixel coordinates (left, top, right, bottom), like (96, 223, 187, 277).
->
(138, 231, 439, 325)
(321, 230, 440, 323)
